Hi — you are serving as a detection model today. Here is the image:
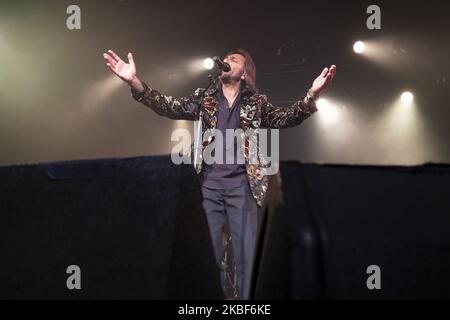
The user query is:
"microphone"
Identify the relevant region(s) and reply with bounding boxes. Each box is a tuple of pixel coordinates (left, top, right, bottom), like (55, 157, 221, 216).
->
(213, 56, 231, 72)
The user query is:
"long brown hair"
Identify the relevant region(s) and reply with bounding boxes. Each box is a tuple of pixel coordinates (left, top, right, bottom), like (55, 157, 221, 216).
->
(225, 48, 258, 94)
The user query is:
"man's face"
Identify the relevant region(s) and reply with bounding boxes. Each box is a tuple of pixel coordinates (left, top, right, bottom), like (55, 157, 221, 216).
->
(221, 53, 246, 82)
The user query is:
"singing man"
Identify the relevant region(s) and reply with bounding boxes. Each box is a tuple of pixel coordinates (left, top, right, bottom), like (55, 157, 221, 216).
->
(103, 48, 336, 299)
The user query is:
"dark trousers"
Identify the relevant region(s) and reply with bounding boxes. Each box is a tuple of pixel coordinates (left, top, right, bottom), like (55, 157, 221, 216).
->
(201, 183, 259, 300)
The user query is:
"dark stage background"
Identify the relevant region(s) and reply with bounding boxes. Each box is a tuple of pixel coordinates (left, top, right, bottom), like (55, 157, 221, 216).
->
(0, 0, 449, 166)
(1, 156, 450, 299)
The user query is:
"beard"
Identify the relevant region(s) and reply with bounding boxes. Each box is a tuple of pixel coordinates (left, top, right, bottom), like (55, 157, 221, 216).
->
(219, 72, 232, 83)
(220, 71, 240, 84)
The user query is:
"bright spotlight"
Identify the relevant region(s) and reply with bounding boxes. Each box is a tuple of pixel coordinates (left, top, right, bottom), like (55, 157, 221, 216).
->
(400, 91, 414, 104)
(203, 58, 214, 70)
(316, 98, 330, 109)
(353, 41, 365, 54)
(317, 98, 340, 124)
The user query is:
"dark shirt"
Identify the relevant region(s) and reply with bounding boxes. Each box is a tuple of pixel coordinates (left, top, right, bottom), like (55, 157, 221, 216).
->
(202, 88, 247, 189)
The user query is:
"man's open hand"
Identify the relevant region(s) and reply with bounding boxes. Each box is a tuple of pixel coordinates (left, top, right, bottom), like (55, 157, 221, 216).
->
(310, 65, 336, 97)
(103, 50, 137, 84)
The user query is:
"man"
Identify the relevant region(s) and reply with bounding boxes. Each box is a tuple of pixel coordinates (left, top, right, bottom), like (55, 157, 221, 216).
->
(103, 48, 336, 299)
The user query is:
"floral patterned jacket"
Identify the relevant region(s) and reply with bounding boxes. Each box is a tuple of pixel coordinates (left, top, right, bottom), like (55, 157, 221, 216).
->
(131, 82, 317, 207)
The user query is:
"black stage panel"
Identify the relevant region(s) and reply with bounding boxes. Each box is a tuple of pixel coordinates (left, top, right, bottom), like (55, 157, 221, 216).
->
(254, 162, 450, 299)
(0, 155, 223, 299)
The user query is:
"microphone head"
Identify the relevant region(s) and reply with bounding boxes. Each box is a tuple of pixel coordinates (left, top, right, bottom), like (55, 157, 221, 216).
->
(212, 56, 231, 72)
(221, 63, 231, 72)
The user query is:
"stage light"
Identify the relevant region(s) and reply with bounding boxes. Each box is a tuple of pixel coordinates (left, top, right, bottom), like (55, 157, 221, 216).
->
(353, 41, 365, 54)
(400, 91, 414, 104)
(203, 58, 214, 70)
(317, 98, 340, 124)
(316, 98, 330, 109)
(371, 90, 429, 165)
(357, 38, 413, 69)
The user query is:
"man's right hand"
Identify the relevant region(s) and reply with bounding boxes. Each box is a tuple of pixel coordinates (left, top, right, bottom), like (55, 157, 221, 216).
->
(103, 50, 144, 92)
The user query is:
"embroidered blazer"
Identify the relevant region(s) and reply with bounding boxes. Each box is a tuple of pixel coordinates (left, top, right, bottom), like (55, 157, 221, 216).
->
(132, 83, 317, 207)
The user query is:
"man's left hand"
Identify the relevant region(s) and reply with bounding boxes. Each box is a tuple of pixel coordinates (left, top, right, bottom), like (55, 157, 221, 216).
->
(310, 65, 336, 97)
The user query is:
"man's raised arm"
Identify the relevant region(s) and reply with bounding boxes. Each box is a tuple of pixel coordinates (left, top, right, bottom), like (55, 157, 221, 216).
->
(103, 49, 201, 121)
(261, 65, 336, 129)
